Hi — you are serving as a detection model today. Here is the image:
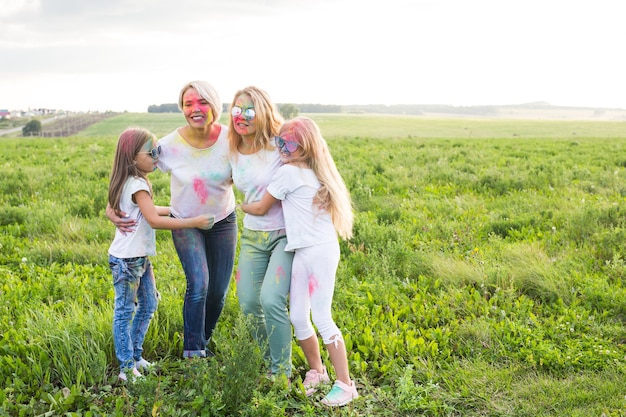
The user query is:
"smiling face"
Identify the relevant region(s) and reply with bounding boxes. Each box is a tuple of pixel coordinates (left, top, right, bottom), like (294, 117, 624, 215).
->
(231, 93, 256, 138)
(182, 88, 214, 128)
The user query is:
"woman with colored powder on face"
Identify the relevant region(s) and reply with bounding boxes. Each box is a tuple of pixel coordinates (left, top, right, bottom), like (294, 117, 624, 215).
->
(240, 117, 358, 407)
(107, 81, 237, 359)
(228, 86, 294, 379)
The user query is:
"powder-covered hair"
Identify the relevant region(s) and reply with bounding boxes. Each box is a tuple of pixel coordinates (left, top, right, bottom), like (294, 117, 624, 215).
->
(228, 86, 283, 158)
(178, 80, 222, 123)
(108, 127, 155, 216)
(281, 117, 353, 239)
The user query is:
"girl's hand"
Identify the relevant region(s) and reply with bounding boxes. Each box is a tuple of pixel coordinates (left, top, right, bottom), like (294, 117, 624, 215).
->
(196, 214, 215, 230)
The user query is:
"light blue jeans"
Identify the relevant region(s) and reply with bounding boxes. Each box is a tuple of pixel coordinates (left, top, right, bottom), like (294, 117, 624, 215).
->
(109, 255, 158, 372)
(172, 211, 238, 358)
(236, 228, 294, 376)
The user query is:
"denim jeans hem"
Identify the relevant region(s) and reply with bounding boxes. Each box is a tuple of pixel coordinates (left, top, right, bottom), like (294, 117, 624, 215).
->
(183, 350, 207, 358)
(119, 361, 135, 372)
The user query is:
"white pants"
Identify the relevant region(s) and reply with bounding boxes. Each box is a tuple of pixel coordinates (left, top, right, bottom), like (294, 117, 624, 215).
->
(289, 241, 342, 344)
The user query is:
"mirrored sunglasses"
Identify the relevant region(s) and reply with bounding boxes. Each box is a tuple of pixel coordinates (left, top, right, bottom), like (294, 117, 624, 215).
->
(231, 106, 256, 120)
(139, 145, 161, 159)
(274, 136, 299, 154)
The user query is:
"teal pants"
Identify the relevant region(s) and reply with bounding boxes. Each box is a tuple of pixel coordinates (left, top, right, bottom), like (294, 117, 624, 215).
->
(236, 228, 294, 377)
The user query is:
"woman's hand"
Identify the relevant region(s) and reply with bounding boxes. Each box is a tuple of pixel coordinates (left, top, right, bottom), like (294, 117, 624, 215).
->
(106, 203, 137, 234)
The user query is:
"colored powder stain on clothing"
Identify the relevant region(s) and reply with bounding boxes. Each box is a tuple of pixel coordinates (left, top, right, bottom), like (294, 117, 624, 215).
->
(275, 266, 286, 284)
(193, 177, 209, 204)
(249, 231, 269, 244)
(308, 273, 319, 296)
(235, 269, 241, 284)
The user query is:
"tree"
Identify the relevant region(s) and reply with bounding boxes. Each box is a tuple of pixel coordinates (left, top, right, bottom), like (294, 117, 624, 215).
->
(147, 103, 180, 113)
(22, 119, 42, 137)
(279, 103, 299, 120)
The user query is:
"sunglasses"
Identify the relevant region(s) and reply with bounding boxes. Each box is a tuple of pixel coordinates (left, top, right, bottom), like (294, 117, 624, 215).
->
(231, 106, 256, 121)
(139, 145, 161, 159)
(274, 136, 299, 154)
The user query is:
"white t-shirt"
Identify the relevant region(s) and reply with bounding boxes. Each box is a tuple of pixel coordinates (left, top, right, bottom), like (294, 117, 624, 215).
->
(231, 146, 285, 231)
(108, 176, 156, 258)
(157, 125, 235, 222)
(267, 164, 337, 251)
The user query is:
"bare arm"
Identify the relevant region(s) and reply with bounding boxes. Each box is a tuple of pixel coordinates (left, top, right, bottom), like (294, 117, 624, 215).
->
(240, 191, 278, 216)
(155, 205, 170, 217)
(135, 191, 214, 230)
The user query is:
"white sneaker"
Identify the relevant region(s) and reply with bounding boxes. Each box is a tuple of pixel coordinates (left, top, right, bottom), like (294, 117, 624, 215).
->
(118, 367, 143, 382)
(135, 357, 153, 371)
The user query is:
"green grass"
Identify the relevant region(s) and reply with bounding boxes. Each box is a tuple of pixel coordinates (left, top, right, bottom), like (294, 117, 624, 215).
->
(80, 112, 626, 140)
(1, 113, 626, 416)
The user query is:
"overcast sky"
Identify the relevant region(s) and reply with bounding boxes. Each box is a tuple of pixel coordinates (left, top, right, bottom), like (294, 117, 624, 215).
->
(1, 0, 624, 112)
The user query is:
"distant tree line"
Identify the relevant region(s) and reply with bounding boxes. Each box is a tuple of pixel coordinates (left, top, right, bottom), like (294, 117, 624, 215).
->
(340, 104, 499, 116)
(148, 103, 180, 113)
(147, 102, 502, 117)
(147, 103, 303, 119)
(147, 102, 334, 115)
(294, 104, 342, 113)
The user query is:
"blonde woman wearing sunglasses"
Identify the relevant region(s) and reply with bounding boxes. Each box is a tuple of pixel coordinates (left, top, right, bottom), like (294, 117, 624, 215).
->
(228, 86, 294, 380)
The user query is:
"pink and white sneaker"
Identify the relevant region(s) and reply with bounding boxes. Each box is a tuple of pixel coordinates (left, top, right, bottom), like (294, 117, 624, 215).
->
(303, 367, 330, 396)
(321, 380, 358, 406)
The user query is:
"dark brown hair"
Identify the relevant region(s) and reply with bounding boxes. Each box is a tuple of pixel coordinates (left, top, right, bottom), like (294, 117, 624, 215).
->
(108, 127, 155, 216)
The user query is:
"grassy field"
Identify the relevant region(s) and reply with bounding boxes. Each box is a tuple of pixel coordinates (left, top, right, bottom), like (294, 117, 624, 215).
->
(1, 113, 626, 416)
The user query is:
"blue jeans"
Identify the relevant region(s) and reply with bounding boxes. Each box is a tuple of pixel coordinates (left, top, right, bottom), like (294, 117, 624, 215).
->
(110, 255, 159, 372)
(236, 228, 294, 376)
(172, 211, 238, 358)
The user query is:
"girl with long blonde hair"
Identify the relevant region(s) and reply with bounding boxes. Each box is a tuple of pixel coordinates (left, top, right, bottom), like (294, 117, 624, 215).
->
(240, 116, 358, 406)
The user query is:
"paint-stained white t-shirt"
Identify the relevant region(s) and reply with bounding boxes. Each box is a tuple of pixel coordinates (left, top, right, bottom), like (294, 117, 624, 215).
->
(231, 146, 285, 231)
(157, 125, 235, 222)
(108, 176, 156, 258)
(267, 164, 336, 251)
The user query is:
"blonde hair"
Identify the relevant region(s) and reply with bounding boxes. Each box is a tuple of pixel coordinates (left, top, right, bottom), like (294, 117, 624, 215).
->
(108, 127, 155, 216)
(281, 117, 353, 239)
(228, 86, 283, 157)
(178, 80, 222, 123)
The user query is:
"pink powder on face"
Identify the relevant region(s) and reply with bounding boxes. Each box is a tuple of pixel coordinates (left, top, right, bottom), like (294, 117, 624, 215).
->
(308, 273, 319, 296)
(193, 178, 209, 204)
(182, 89, 213, 127)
